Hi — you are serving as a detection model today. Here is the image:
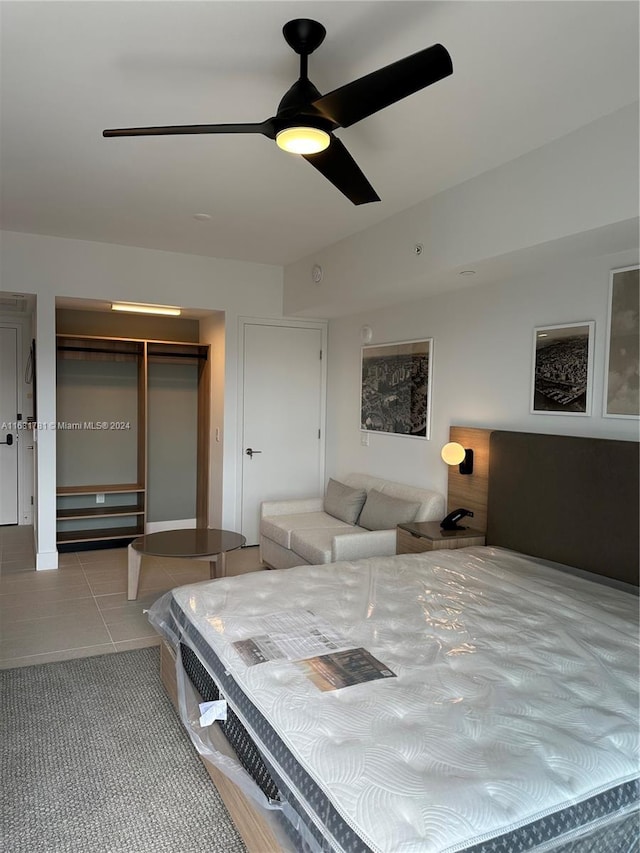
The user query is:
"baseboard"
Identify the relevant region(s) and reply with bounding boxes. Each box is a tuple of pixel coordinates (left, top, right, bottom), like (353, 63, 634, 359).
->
(36, 550, 58, 570)
(145, 518, 197, 534)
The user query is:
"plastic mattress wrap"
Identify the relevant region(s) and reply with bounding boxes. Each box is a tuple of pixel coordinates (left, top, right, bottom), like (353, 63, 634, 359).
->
(149, 593, 323, 853)
(148, 546, 639, 853)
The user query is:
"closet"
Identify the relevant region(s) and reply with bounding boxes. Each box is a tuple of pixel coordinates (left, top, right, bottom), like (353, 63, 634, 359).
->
(55, 334, 209, 550)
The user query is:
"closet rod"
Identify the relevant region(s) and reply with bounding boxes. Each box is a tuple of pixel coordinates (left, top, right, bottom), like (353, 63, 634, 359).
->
(147, 351, 208, 360)
(57, 345, 141, 356)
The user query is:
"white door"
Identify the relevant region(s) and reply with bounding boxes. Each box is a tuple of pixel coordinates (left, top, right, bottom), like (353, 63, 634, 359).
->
(0, 327, 19, 525)
(241, 322, 325, 545)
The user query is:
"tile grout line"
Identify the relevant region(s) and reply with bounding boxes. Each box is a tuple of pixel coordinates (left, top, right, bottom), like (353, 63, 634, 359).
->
(1, 533, 133, 664)
(0, 551, 108, 667)
(1, 536, 262, 666)
(78, 557, 119, 651)
(79, 552, 161, 646)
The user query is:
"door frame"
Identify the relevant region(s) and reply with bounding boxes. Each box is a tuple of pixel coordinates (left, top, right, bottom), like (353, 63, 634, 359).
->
(0, 320, 29, 525)
(236, 316, 328, 538)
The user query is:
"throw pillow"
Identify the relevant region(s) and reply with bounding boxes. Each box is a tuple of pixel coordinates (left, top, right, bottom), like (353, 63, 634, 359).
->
(324, 478, 367, 525)
(358, 489, 421, 531)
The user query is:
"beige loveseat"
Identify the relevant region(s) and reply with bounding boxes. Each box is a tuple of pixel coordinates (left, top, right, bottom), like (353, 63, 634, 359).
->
(260, 473, 445, 569)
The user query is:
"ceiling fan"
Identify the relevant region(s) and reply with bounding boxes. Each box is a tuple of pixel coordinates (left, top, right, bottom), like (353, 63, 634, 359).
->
(103, 19, 453, 205)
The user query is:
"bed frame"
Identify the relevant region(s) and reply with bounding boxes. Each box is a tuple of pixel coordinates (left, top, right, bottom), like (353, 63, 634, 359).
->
(159, 427, 639, 852)
(160, 639, 283, 852)
(448, 426, 639, 586)
(486, 430, 638, 585)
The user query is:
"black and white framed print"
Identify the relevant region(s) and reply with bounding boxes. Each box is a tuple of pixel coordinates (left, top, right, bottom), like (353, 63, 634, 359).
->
(531, 322, 594, 415)
(604, 265, 639, 418)
(360, 339, 433, 438)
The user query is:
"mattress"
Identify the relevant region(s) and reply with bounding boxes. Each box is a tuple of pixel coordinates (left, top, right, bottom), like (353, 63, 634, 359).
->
(150, 546, 639, 853)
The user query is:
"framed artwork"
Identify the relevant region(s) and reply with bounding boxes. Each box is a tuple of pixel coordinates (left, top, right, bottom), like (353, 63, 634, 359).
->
(360, 338, 433, 439)
(603, 265, 639, 418)
(530, 321, 594, 416)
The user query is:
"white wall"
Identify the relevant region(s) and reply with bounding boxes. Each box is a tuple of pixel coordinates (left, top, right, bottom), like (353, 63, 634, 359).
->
(326, 249, 639, 499)
(32, 292, 57, 568)
(0, 230, 283, 568)
(285, 104, 639, 318)
(199, 310, 227, 528)
(283, 101, 639, 503)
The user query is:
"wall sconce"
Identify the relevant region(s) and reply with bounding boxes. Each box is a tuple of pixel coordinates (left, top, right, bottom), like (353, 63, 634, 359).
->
(441, 441, 474, 475)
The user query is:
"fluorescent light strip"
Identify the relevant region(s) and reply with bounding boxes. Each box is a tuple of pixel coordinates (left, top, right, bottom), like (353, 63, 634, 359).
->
(111, 302, 181, 317)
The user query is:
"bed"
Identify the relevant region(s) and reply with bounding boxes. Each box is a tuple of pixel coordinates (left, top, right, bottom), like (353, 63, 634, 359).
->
(148, 429, 639, 853)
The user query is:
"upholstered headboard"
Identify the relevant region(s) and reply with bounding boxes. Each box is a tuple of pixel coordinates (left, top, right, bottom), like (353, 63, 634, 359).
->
(486, 431, 639, 586)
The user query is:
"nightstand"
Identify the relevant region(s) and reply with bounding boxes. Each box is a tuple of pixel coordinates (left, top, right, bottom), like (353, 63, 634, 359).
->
(396, 521, 486, 554)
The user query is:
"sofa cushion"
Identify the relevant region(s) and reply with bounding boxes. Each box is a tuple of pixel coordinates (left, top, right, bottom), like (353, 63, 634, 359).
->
(324, 478, 367, 525)
(343, 474, 445, 522)
(359, 489, 421, 531)
(290, 526, 364, 565)
(261, 511, 352, 550)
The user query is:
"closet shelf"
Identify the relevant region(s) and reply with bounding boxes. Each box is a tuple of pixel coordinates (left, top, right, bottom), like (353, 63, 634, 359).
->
(56, 506, 145, 520)
(57, 526, 143, 545)
(57, 484, 144, 496)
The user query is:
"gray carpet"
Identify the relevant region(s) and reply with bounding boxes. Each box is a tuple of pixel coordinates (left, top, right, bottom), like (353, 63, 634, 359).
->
(1, 647, 247, 853)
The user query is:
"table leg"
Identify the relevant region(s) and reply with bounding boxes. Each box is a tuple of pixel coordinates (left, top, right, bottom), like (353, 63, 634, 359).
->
(209, 550, 227, 580)
(127, 545, 142, 601)
(186, 555, 222, 580)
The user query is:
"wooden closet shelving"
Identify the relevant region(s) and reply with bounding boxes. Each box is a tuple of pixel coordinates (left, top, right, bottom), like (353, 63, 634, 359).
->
(55, 334, 210, 551)
(56, 484, 145, 545)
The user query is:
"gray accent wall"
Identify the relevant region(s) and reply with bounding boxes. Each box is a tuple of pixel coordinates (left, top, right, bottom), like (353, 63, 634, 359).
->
(146, 361, 198, 523)
(56, 358, 138, 486)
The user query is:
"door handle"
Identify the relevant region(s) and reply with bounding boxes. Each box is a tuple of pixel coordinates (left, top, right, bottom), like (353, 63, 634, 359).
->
(0, 434, 14, 446)
(245, 447, 262, 458)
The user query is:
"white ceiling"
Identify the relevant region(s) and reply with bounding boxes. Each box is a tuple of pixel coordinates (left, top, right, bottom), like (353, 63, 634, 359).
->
(1, 1, 638, 268)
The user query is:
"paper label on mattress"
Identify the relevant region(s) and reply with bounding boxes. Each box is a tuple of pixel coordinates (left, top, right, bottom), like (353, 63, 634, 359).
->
(298, 648, 396, 692)
(230, 610, 351, 666)
(198, 700, 227, 726)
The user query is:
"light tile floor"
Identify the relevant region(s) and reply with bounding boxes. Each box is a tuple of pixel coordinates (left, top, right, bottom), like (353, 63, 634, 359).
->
(0, 525, 266, 669)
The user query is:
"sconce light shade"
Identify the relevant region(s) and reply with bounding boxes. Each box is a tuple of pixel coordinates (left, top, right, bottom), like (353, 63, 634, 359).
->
(441, 442, 466, 465)
(441, 441, 474, 475)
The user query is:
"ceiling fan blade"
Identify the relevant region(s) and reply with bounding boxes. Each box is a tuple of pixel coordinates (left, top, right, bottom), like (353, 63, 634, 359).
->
(103, 120, 276, 138)
(303, 137, 380, 205)
(312, 43, 452, 128)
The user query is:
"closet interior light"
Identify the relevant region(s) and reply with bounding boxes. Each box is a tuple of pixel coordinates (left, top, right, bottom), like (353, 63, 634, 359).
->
(111, 303, 181, 317)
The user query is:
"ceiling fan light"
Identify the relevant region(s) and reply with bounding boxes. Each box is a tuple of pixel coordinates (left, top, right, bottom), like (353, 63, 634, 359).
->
(276, 126, 330, 155)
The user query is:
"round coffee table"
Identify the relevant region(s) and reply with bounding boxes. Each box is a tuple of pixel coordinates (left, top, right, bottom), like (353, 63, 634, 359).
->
(127, 528, 246, 600)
